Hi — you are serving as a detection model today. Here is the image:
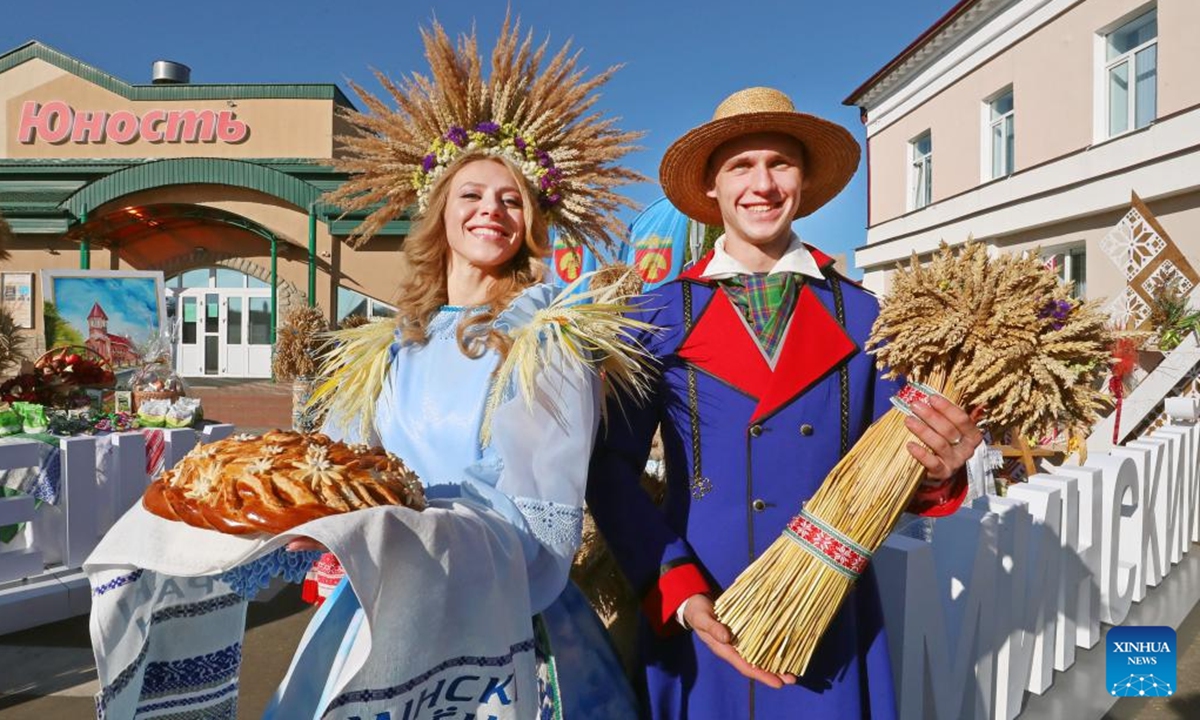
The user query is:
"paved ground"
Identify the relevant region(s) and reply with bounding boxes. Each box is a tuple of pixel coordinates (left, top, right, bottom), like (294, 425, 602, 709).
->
(0, 584, 317, 719)
(184, 377, 294, 434)
(2, 577, 1198, 719)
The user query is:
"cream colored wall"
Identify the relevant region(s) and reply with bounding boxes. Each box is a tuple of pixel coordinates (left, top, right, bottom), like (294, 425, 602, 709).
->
(1, 58, 336, 160)
(1157, 0, 1200, 117)
(332, 236, 409, 310)
(992, 189, 1200, 303)
(863, 191, 1200, 303)
(868, 0, 1199, 226)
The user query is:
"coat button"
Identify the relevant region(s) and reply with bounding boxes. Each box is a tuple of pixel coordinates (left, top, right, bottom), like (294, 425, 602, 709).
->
(752, 499, 767, 512)
(749, 424, 763, 438)
(800, 424, 814, 436)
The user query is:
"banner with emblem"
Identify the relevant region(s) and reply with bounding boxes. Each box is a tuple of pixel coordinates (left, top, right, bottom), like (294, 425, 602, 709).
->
(625, 197, 690, 291)
(547, 228, 597, 289)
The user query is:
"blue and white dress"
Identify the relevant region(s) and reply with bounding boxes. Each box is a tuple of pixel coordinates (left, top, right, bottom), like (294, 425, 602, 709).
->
(266, 283, 639, 718)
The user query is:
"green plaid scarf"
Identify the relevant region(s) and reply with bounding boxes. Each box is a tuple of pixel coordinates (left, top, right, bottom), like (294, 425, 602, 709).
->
(721, 272, 800, 358)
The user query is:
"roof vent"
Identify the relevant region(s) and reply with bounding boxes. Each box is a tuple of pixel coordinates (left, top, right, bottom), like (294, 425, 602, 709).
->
(151, 60, 191, 85)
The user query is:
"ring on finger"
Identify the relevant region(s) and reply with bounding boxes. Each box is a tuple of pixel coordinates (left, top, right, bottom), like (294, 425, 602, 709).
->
(950, 435, 963, 446)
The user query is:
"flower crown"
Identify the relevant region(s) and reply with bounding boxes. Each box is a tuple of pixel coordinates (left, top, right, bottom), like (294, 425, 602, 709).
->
(415, 122, 563, 214)
(326, 14, 643, 252)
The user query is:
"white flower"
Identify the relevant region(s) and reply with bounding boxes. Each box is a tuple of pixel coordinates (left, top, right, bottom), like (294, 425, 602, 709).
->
(246, 457, 274, 475)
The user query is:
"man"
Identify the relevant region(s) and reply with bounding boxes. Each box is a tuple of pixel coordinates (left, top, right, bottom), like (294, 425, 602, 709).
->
(587, 87, 982, 719)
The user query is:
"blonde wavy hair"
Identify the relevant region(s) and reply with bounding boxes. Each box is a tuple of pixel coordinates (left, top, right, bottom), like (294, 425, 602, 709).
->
(393, 152, 550, 358)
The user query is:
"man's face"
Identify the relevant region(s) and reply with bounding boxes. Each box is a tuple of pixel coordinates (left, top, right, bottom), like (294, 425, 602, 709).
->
(705, 132, 807, 249)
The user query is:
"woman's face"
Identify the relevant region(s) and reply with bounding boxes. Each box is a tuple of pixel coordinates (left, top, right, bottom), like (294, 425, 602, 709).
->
(443, 159, 527, 274)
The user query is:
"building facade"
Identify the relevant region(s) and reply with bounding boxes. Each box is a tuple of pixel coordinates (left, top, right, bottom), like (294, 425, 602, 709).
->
(0, 42, 406, 378)
(845, 0, 1200, 305)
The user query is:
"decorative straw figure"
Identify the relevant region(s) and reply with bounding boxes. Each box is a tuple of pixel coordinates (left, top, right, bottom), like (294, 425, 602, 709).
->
(587, 88, 986, 720)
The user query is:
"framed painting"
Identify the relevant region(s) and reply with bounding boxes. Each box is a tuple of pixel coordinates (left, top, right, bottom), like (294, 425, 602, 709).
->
(41, 270, 166, 369)
(0, 272, 34, 328)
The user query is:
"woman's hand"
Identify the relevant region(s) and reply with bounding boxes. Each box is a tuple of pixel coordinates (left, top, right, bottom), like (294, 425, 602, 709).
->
(904, 395, 985, 481)
(286, 537, 329, 553)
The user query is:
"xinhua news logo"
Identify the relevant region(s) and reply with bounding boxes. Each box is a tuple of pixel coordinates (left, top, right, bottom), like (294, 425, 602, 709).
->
(1106, 626, 1176, 697)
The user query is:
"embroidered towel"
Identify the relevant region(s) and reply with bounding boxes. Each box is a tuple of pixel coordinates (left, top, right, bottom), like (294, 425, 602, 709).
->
(85, 496, 537, 719)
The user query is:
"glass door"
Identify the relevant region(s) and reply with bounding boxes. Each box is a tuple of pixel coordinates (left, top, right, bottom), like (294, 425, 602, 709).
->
(223, 296, 246, 376)
(177, 294, 202, 376)
(247, 296, 273, 377)
(203, 293, 220, 375)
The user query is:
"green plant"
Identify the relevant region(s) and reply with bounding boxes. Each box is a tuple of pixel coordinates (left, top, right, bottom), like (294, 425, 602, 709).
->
(0, 305, 25, 375)
(1147, 277, 1200, 352)
(42, 301, 84, 350)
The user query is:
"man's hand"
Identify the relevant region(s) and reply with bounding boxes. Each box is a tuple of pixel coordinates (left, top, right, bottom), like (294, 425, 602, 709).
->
(682, 594, 797, 689)
(904, 395, 985, 481)
(285, 537, 329, 553)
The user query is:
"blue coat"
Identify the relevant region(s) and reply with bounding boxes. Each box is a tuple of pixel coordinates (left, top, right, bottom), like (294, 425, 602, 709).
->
(588, 247, 906, 720)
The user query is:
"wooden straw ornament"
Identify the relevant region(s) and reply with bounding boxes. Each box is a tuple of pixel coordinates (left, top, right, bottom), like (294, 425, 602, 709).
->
(714, 241, 1113, 675)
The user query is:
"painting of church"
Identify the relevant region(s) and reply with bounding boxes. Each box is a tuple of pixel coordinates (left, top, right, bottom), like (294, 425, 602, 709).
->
(84, 302, 139, 367)
(42, 271, 165, 370)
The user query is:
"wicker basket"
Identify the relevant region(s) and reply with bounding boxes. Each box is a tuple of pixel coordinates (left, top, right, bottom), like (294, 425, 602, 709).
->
(132, 388, 182, 412)
(34, 345, 117, 393)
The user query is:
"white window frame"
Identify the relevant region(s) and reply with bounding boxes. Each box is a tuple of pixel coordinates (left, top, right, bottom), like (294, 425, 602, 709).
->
(981, 86, 1015, 181)
(168, 266, 267, 290)
(908, 131, 933, 211)
(1043, 244, 1087, 299)
(1094, 5, 1158, 143)
(337, 286, 396, 324)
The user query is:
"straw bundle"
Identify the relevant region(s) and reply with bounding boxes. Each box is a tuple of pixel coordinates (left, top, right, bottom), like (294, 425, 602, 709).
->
(715, 241, 1113, 675)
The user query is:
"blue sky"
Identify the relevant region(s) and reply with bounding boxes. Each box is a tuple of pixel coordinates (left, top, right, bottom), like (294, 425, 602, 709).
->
(3, 1, 954, 275)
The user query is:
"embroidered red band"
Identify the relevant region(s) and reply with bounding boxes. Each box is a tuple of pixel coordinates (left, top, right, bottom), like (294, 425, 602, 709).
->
(890, 380, 944, 417)
(785, 511, 871, 579)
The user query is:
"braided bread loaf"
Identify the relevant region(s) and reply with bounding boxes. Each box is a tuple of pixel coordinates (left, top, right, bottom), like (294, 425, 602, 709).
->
(143, 430, 425, 535)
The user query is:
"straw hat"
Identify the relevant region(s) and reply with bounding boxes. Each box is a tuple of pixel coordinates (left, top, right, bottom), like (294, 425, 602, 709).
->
(659, 87, 860, 225)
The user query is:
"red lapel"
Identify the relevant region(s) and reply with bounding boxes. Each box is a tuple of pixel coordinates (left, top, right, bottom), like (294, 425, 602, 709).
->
(679, 252, 717, 283)
(677, 286, 771, 400)
(750, 284, 858, 422)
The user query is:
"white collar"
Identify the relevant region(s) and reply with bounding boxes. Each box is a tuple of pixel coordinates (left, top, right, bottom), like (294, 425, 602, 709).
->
(700, 232, 825, 280)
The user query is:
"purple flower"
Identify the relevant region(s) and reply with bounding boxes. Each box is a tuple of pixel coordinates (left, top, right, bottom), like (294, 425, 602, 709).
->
(445, 126, 468, 147)
(546, 192, 561, 205)
(421, 153, 437, 172)
(513, 137, 527, 151)
(474, 121, 501, 135)
(539, 174, 554, 190)
(1039, 299, 1074, 330)
(536, 150, 551, 168)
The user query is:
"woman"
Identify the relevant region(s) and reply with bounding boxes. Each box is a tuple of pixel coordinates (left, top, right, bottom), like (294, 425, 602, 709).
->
(269, 16, 647, 720)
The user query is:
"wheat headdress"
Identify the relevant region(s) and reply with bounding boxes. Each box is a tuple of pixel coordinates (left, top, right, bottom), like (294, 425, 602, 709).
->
(325, 13, 643, 252)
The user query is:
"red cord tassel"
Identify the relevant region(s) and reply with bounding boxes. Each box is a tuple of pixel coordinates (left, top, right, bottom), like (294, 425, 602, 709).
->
(1110, 375, 1124, 444)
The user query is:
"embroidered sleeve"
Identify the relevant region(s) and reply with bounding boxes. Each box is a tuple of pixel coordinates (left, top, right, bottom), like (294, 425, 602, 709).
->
(513, 497, 584, 549)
